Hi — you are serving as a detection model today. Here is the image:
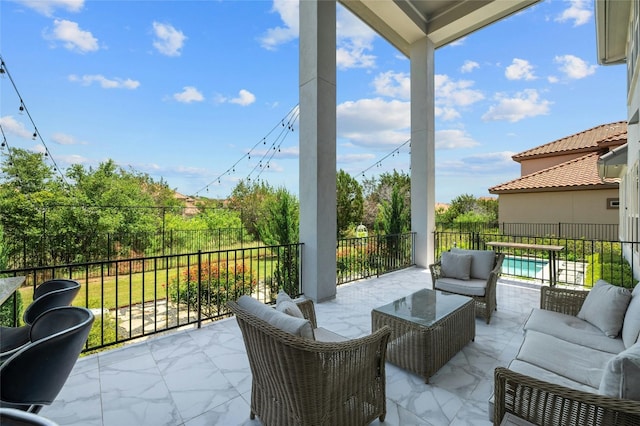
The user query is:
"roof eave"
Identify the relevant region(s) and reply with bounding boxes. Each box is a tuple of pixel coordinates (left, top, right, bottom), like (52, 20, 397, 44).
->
(595, 0, 631, 65)
(338, 0, 541, 56)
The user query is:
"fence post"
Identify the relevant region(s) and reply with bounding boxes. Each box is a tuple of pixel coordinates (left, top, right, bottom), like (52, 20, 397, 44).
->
(197, 250, 202, 329)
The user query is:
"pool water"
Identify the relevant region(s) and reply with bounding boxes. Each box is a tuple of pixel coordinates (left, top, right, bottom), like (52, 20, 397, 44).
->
(502, 256, 548, 278)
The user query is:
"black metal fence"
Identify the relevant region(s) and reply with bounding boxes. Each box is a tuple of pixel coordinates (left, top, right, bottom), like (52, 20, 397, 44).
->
(6, 228, 252, 269)
(1, 232, 415, 353)
(336, 233, 415, 284)
(436, 222, 619, 241)
(1, 243, 302, 353)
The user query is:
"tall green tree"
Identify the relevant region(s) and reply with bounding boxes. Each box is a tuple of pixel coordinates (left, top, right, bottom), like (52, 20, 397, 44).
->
(379, 186, 410, 235)
(336, 170, 364, 237)
(256, 188, 300, 296)
(227, 180, 273, 239)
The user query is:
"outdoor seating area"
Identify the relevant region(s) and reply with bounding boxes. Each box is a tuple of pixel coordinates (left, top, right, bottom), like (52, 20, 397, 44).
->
(36, 267, 541, 425)
(430, 249, 505, 324)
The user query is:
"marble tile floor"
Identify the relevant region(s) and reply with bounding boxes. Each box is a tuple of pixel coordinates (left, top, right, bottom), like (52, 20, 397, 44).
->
(40, 267, 541, 426)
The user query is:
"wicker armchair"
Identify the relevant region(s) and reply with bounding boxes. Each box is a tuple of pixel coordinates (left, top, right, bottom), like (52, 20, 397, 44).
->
(493, 287, 640, 425)
(430, 252, 505, 324)
(227, 298, 391, 426)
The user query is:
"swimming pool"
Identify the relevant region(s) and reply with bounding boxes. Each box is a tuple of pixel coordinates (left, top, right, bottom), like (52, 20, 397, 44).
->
(502, 256, 548, 278)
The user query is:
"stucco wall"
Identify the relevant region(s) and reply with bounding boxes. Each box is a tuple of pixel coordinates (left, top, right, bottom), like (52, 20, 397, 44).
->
(498, 188, 619, 227)
(520, 153, 586, 176)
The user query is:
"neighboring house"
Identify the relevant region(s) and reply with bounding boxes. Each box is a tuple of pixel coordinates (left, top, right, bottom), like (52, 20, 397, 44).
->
(173, 191, 199, 216)
(595, 1, 640, 273)
(489, 122, 627, 239)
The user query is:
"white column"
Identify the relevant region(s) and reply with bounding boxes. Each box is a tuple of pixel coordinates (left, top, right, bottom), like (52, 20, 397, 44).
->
(410, 37, 436, 268)
(299, 0, 337, 302)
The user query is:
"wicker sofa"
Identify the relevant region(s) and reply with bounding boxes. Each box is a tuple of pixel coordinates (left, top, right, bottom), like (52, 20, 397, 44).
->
(430, 248, 505, 324)
(227, 294, 391, 426)
(493, 282, 640, 425)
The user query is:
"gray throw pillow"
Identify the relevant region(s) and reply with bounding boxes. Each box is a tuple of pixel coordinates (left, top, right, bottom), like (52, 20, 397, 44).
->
(276, 290, 304, 319)
(440, 252, 472, 280)
(577, 280, 632, 338)
(599, 342, 640, 400)
(451, 248, 496, 280)
(622, 284, 640, 348)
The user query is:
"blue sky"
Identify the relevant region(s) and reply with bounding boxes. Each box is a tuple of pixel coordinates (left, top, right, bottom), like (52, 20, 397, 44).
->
(0, 0, 628, 203)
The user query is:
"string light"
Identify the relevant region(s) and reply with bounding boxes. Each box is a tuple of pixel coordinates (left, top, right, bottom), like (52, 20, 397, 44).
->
(357, 138, 411, 179)
(191, 104, 299, 196)
(0, 54, 70, 189)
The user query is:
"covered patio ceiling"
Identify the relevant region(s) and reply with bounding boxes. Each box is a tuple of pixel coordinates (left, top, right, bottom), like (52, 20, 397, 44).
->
(339, 0, 542, 55)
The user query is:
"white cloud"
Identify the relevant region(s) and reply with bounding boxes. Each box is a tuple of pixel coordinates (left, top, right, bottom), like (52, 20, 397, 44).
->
(152, 22, 187, 57)
(229, 89, 256, 106)
(57, 153, 91, 164)
(435, 74, 484, 120)
(555, 0, 592, 26)
(460, 60, 479, 73)
(547, 75, 560, 83)
(51, 132, 83, 145)
(15, 0, 83, 16)
(68, 74, 140, 89)
(373, 71, 410, 100)
(372, 72, 483, 121)
(505, 58, 537, 80)
(336, 7, 376, 69)
(554, 54, 597, 79)
(338, 153, 376, 164)
(0, 116, 31, 139)
(482, 89, 551, 122)
(337, 98, 410, 148)
(259, 2, 377, 69)
(436, 129, 479, 150)
(438, 151, 518, 175)
(47, 19, 99, 53)
(173, 86, 204, 103)
(258, 0, 299, 50)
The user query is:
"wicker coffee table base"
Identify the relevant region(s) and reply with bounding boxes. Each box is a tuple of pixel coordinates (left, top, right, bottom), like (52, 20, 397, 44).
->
(372, 297, 475, 383)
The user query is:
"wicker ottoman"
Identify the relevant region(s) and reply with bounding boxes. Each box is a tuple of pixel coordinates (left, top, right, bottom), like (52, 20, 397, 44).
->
(372, 288, 475, 383)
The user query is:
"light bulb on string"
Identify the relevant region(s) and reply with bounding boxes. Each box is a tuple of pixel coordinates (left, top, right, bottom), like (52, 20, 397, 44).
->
(32, 131, 37, 140)
(19, 103, 25, 115)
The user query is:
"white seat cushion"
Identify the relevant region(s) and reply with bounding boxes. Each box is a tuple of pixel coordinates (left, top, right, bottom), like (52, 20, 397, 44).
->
(516, 330, 612, 388)
(508, 359, 598, 393)
(524, 308, 624, 354)
(314, 327, 348, 342)
(435, 277, 486, 296)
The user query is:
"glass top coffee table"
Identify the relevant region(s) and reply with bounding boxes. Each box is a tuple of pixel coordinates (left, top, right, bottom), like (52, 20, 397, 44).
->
(371, 288, 475, 383)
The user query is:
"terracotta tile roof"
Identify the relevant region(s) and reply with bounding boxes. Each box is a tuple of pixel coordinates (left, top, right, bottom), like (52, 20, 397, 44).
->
(489, 152, 618, 193)
(512, 121, 627, 161)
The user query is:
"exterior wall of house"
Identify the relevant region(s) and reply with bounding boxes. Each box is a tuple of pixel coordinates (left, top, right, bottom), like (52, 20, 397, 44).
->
(520, 153, 588, 176)
(622, 1, 640, 275)
(498, 189, 620, 237)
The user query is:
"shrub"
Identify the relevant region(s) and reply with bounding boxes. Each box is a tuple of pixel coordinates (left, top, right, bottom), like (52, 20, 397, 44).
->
(169, 260, 255, 318)
(586, 253, 638, 289)
(0, 291, 23, 327)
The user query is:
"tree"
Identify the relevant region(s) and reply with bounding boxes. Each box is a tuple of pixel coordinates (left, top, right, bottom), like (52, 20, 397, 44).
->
(227, 180, 273, 239)
(380, 186, 410, 235)
(256, 188, 300, 296)
(336, 170, 364, 238)
(362, 170, 410, 231)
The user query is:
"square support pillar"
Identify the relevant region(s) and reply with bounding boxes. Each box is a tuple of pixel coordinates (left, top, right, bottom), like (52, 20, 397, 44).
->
(299, 0, 337, 302)
(410, 37, 436, 268)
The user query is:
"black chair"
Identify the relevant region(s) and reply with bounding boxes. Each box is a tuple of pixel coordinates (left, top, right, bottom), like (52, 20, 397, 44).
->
(0, 408, 59, 426)
(0, 279, 81, 361)
(0, 306, 94, 413)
